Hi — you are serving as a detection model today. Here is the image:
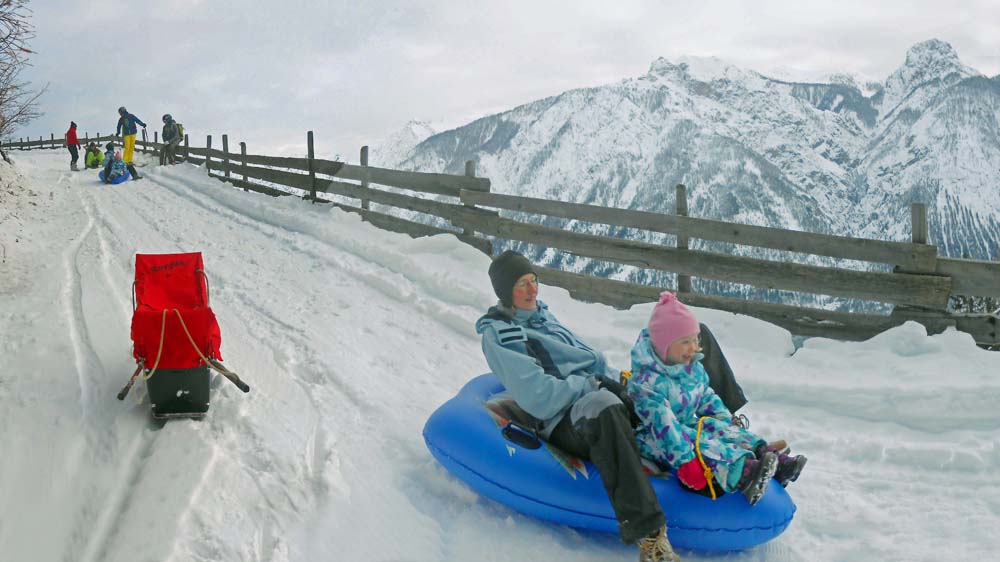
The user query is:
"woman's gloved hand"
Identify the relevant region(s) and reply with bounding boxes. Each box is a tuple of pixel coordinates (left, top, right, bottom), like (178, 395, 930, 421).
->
(598, 377, 640, 428)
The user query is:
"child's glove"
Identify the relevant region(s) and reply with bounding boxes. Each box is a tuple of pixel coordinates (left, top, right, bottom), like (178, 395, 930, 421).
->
(676, 459, 708, 490)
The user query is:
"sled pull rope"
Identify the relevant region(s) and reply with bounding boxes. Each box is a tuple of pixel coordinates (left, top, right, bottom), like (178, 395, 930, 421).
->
(695, 416, 718, 500)
(196, 269, 210, 306)
(140, 309, 169, 381)
(171, 309, 250, 393)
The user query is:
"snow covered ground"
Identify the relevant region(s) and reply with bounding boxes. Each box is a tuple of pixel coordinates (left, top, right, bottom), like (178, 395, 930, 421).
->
(1, 150, 998, 562)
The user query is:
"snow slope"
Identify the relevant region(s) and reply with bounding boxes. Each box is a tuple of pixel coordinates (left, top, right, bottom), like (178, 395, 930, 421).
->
(1, 151, 998, 562)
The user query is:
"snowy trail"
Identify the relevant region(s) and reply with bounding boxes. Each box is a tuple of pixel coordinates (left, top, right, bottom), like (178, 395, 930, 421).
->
(2, 151, 998, 562)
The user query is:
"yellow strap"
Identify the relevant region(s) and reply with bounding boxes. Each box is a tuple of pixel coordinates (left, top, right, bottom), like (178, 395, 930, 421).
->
(695, 416, 718, 500)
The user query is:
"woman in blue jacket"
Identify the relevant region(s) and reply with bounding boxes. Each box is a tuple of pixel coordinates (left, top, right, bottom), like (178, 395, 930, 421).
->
(476, 251, 684, 561)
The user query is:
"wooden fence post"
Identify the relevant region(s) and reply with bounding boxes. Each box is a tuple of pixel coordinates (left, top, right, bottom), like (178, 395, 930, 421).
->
(307, 130, 316, 202)
(240, 141, 248, 191)
(206, 135, 212, 175)
(676, 184, 692, 293)
(360, 145, 370, 210)
(222, 134, 230, 180)
(462, 160, 478, 237)
(911, 203, 928, 245)
(184, 134, 189, 161)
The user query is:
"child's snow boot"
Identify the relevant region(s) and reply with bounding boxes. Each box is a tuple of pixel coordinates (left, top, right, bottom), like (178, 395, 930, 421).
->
(70, 163, 79, 171)
(754, 443, 805, 487)
(775, 454, 807, 487)
(637, 527, 681, 562)
(737, 451, 778, 505)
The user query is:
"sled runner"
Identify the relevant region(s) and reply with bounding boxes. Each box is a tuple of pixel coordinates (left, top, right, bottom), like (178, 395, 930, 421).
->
(117, 252, 249, 418)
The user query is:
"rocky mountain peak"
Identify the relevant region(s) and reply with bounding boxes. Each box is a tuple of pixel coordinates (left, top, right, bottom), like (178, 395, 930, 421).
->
(647, 55, 755, 83)
(880, 39, 978, 114)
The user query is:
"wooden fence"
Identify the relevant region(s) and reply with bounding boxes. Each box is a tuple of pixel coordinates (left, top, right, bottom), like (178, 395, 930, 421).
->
(4, 130, 998, 346)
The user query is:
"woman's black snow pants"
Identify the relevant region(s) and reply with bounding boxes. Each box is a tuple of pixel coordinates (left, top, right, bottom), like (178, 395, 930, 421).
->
(547, 389, 665, 543)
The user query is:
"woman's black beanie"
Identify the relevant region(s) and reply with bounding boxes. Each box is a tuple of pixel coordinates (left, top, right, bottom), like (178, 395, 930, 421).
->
(488, 250, 535, 307)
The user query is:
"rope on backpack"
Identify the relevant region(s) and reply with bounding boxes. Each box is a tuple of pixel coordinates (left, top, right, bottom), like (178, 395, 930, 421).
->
(141, 309, 168, 382)
(172, 309, 250, 393)
(695, 416, 718, 500)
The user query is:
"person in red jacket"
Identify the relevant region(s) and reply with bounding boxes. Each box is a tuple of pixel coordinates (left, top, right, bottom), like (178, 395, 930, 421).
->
(66, 122, 82, 171)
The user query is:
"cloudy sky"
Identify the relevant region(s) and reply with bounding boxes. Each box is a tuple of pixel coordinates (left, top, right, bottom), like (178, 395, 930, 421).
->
(19, 0, 1000, 162)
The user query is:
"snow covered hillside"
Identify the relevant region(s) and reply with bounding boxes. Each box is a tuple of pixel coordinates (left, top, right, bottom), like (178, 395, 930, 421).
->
(392, 39, 1000, 303)
(1, 151, 998, 562)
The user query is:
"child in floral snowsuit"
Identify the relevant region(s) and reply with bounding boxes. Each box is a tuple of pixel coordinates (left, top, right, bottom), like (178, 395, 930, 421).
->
(627, 292, 806, 505)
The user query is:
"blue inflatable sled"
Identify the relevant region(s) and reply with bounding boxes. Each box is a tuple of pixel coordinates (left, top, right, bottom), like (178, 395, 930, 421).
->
(423, 374, 796, 552)
(98, 169, 131, 184)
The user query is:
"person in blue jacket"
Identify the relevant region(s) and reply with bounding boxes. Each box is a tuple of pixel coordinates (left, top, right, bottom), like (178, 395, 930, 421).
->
(476, 250, 681, 562)
(102, 142, 142, 182)
(115, 106, 146, 164)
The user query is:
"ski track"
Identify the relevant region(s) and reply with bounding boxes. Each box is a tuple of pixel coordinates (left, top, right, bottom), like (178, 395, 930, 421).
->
(55, 172, 158, 562)
(61, 194, 100, 418)
(78, 169, 372, 559)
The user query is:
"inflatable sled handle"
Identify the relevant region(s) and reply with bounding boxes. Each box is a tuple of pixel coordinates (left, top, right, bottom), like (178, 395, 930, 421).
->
(501, 421, 542, 450)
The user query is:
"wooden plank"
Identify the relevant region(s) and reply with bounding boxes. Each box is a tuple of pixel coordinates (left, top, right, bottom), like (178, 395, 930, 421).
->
(241, 153, 311, 170)
(534, 266, 899, 340)
(936, 257, 1000, 298)
(460, 190, 939, 271)
(215, 160, 312, 191)
(451, 212, 952, 307)
(312, 159, 491, 196)
(320, 177, 498, 222)
(207, 173, 292, 197)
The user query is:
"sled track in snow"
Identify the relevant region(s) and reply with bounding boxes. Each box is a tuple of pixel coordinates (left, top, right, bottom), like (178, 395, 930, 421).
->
(62, 196, 101, 417)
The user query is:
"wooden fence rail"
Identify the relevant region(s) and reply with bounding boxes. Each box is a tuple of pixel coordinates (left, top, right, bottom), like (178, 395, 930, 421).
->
(5, 129, 997, 345)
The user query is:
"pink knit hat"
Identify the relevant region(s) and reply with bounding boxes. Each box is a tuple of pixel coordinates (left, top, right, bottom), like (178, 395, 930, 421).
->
(648, 291, 700, 358)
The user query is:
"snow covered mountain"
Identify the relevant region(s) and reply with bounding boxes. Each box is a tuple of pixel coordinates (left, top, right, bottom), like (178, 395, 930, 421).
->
(393, 39, 1000, 304)
(369, 120, 436, 169)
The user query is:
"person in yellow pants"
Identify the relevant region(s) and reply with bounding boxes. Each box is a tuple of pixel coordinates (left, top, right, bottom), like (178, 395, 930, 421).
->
(116, 106, 147, 165)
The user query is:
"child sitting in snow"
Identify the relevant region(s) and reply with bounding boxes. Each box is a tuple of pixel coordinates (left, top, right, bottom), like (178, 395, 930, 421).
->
(103, 149, 130, 183)
(626, 292, 806, 505)
(102, 143, 142, 182)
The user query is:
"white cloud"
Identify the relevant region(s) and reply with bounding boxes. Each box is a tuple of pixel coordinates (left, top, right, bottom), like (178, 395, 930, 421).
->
(18, 0, 1000, 162)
